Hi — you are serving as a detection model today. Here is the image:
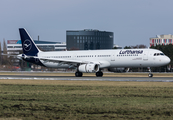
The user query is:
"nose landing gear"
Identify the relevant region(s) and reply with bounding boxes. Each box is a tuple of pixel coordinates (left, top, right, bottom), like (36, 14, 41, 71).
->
(148, 73, 153, 77)
(148, 67, 153, 77)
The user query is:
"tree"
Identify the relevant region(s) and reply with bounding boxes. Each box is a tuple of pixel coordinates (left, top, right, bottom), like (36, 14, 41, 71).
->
(131, 44, 147, 49)
(2, 39, 8, 65)
(124, 46, 131, 49)
(113, 46, 118, 49)
(124, 44, 147, 49)
(0, 42, 1, 65)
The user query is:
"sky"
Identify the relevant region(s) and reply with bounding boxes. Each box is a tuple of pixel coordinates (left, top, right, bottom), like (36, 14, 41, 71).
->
(1, 0, 173, 48)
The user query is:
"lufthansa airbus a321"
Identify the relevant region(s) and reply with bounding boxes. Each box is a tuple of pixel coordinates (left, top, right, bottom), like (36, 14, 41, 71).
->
(17, 28, 170, 77)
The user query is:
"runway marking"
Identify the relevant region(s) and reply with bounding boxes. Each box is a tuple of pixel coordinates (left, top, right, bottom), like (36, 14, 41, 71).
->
(1, 77, 173, 82)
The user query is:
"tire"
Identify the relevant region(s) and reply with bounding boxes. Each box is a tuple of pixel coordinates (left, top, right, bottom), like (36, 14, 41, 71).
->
(75, 72, 83, 77)
(96, 71, 103, 77)
(148, 73, 153, 78)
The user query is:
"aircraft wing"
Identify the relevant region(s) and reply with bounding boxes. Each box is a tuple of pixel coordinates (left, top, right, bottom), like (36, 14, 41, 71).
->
(37, 57, 103, 68)
(38, 57, 91, 64)
(37, 57, 110, 68)
(17, 54, 109, 68)
(17, 54, 91, 64)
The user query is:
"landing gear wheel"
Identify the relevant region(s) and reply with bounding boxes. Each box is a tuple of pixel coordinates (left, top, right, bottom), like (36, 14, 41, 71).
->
(75, 72, 83, 77)
(148, 73, 153, 78)
(148, 67, 153, 78)
(96, 71, 103, 77)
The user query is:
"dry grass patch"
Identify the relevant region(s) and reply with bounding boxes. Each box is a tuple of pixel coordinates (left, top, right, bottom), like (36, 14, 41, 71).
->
(0, 79, 173, 87)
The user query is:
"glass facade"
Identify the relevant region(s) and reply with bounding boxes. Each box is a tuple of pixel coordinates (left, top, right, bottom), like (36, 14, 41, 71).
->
(66, 29, 114, 50)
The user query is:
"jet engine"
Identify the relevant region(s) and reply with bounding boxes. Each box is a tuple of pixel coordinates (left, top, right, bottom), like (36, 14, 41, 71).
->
(78, 64, 99, 73)
(108, 67, 129, 73)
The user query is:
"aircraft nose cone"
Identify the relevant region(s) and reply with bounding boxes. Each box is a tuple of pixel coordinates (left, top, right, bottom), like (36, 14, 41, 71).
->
(165, 56, 171, 64)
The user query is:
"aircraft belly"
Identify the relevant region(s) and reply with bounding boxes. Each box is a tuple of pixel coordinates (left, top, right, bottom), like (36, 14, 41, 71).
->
(42, 62, 70, 68)
(112, 57, 151, 67)
(98, 60, 111, 68)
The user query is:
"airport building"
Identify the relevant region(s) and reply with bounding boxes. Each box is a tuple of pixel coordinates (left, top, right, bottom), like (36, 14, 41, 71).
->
(150, 34, 173, 47)
(7, 40, 66, 52)
(66, 29, 114, 50)
(7, 40, 66, 67)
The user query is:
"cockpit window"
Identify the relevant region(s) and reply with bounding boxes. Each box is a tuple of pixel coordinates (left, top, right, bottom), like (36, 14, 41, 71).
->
(154, 53, 165, 56)
(160, 53, 164, 56)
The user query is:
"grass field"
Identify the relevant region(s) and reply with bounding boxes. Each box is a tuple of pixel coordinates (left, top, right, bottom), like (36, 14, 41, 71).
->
(0, 79, 173, 120)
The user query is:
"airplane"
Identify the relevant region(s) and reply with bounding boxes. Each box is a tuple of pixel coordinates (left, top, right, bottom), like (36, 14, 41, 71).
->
(17, 28, 170, 77)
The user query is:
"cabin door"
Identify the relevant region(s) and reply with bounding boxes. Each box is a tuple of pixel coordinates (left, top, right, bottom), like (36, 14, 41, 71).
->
(111, 53, 115, 61)
(73, 54, 77, 60)
(143, 50, 148, 61)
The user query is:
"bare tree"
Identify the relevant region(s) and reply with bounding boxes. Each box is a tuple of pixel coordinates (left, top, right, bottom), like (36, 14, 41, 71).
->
(137, 44, 147, 48)
(0, 42, 1, 65)
(2, 39, 7, 65)
(130, 44, 147, 49)
(2, 39, 12, 70)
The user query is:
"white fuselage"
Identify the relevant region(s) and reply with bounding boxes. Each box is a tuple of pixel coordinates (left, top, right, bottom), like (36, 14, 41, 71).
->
(37, 49, 170, 68)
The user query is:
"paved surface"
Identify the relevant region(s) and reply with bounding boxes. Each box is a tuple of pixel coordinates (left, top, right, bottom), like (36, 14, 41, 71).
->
(0, 75, 173, 82)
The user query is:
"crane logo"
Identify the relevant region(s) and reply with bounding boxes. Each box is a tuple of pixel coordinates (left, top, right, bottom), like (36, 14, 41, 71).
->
(23, 39, 32, 51)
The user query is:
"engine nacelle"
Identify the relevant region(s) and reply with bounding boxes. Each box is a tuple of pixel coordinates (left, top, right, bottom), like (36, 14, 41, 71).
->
(78, 64, 99, 73)
(108, 68, 129, 73)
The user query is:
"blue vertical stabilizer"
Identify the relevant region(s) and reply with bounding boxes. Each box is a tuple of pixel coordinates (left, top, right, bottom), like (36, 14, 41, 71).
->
(19, 28, 40, 56)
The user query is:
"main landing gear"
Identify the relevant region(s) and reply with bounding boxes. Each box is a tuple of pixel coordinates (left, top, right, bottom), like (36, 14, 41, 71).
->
(148, 67, 153, 78)
(75, 71, 83, 77)
(96, 71, 103, 77)
(75, 71, 103, 77)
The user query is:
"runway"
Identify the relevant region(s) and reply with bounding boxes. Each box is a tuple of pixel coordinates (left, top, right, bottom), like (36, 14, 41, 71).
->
(1, 74, 173, 82)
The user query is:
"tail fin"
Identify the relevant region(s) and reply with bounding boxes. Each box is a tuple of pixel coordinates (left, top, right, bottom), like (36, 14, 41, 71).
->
(19, 28, 41, 56)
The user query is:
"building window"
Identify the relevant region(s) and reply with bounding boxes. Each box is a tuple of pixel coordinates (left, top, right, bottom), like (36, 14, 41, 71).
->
(169, 39, 172, 43)
(164, 39, 166, 43)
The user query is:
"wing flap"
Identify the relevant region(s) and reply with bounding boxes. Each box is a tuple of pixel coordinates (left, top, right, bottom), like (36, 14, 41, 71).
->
(16, 55, 110, 68)
(37, 57, 89, 64)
